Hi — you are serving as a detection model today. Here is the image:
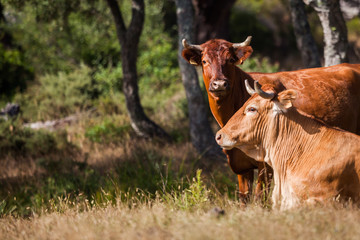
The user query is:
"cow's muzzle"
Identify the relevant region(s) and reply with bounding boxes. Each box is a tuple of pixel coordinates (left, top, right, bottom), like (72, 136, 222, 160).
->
(209, 79, 229, 93)
(215, 131, 236, 150)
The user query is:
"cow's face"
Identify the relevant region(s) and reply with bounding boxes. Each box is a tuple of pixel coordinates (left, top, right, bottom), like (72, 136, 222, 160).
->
(215, 81, 297, 153)
(215, 94, 271, 150)
(182, 38, 253, 99)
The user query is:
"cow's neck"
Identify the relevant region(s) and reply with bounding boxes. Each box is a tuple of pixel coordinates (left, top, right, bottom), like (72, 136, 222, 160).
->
(206, 67, 250, 127)
(261, 109, 335, 207)
(264, 109, 327, 170)
(258, 110, 322, 207)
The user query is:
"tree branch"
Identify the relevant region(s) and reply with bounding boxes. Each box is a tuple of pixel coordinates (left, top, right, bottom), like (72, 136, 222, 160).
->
(105, 0, 127, 44)
(127, 0, 144, 46)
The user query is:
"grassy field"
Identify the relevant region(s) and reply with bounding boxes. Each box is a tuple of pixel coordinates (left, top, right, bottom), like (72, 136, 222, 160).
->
(2, 67, 360, 238)
(2, 198, 360, 239)
(2, 127, 360, 239)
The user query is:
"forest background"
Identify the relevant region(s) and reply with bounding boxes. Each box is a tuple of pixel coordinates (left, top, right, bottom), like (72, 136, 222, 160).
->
(0, 0, 360, 238)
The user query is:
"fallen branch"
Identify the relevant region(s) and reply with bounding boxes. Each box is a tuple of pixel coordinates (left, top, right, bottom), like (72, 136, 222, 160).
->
(24, 108, 96, 131)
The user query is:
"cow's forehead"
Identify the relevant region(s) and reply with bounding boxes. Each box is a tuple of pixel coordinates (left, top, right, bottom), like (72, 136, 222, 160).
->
(244, 94, 272, 109)
(201, 40, 233, 59)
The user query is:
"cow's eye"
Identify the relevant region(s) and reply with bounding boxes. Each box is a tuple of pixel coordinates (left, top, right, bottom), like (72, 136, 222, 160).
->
(247, 107, 257, 113)
(202, 60, 207, 64)
(229, 58, 236, 64)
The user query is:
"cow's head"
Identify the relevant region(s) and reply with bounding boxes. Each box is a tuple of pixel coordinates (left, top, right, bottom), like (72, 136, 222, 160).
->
(215, 80, 297, 156)
(181, 37, 253, 99)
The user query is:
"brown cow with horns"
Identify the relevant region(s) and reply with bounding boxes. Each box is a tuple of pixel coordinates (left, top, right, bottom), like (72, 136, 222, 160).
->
(181, 36, 360, 201)
(216, 80, 360, 209)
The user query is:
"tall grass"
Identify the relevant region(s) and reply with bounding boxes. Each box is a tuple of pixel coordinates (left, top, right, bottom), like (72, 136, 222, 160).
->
(1, 193, 360, 240)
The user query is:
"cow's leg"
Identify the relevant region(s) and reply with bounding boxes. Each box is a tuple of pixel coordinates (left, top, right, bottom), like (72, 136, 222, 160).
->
(237, 171, 254, 202)
(255, 162, 273, 202)
(225, 149, 257, 203)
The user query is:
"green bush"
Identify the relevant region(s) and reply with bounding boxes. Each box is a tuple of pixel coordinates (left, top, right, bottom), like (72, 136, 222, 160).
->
(15, 64, 100, 121)
(241, 56, 279, 73)
(93, 63, 123, 96)
(85, 119, 132, 144)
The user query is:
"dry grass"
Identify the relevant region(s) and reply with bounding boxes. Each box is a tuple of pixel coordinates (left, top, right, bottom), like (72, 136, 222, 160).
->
(2, 116, 360, 239)
(1, 200, 360, 240)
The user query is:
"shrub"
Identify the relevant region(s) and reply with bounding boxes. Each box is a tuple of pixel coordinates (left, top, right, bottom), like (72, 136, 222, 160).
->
(241, 56, 279, 73)
(15, 64, 100, 121)
(85, 119, 132, 144)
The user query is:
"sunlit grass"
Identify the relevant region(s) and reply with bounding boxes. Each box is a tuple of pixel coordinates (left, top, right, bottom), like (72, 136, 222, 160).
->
(1, 193, 360, 240)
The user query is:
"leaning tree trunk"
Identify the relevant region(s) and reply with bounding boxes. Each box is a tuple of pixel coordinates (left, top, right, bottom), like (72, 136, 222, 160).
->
(305, 0, 349, 66)
(175, 0, 224, 159)
(192, 0, 236, 43)
(106, 0, 170, 139)
(288, 0, 321, 68)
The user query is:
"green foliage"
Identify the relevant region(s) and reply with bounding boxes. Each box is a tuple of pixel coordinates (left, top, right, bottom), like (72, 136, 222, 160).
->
(162, 169, 213, 210)
(183, 169, 210, 206)
(85, 119, 131, 144)
(93, 63, 123, 96)
(67, 1, 120, 67)
(138, 34, 178, 93)
(241, 56, 279, 73)
(138, 39, 181, 112)
(6, 1, 119, 73)
(137, 0, 180, 112)
(15, 64, 100, 121)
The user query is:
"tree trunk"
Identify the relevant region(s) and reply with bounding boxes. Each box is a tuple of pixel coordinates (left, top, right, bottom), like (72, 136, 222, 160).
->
(106, 0, 170, 140)
(305, 0, 349, 66)
(288, 0, 321, 68)
(175, 0, 225, 159)
(340, 0, 360, 20)
(0, 2, 14, 48)
(192, 0, 236, 43)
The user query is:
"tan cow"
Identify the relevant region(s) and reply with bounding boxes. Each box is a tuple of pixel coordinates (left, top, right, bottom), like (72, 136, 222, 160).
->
(215, 80, 360, 210)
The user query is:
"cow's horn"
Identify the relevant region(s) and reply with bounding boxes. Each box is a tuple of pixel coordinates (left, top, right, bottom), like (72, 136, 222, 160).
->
(254, 81, 275, 99)
(245, 79, 255, 96)
(232, 36, 252, 48)
(182, 39, 202, 51)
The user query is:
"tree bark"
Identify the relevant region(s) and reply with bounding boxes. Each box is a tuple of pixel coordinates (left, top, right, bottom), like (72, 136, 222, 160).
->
(192, 0, 236, 43)
(288, 0, 321, 68)
(305, 0, 349, 66)
(0, 2, 14, 48)
(175, 0, 225, 159)
(340, 0, 360, 20)
(106, 0, 170, 140)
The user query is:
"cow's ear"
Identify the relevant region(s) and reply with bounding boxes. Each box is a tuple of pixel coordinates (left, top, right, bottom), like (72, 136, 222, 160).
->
(277, 90, 297, 109)
(234, 46, 253, 65)
(182, 48, 202, 66)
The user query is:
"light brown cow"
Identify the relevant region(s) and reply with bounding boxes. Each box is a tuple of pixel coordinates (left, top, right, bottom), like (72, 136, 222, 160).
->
(182, 37, 360, 201)
(216, 80, 360, 210)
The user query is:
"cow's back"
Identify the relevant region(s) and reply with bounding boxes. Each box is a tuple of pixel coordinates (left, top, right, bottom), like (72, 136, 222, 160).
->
(290, 127, 360, 204)
(249, 64, 360, 133)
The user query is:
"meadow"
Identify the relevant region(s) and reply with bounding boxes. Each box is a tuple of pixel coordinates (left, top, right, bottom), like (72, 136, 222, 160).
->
(1, 0, 360, 239)
(2, 121, 360, 239)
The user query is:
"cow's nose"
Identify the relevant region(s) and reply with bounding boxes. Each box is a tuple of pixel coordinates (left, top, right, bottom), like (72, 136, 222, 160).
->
(210, 80, 229, 91)
(215, 132, 222, 144)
